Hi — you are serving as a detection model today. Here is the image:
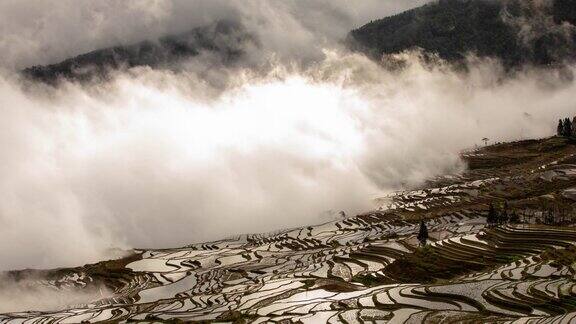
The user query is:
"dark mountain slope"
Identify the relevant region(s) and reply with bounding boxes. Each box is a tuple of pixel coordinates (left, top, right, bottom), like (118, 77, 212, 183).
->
(348, 0, 576, 67)
(554, 0, 576, 25)
(23, 20, 253, 83)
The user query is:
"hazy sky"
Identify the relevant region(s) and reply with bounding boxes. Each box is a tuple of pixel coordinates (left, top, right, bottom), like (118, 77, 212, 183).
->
(0, 0, 574, 273)
(0, 0, 430, 70)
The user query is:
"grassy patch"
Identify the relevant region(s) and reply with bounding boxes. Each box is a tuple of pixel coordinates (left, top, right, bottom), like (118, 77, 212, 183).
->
(383, 245, 490, 283)
(541, 245, 576, 268)
(351, 274, 388, 287)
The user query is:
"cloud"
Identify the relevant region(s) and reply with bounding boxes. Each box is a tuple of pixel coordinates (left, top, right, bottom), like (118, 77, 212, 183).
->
(0, 273, 111, 313)
(0, 52, 575, 272)
(0, 1, 575, 274)
(0, 0, 430, 70)
(0, 0, 424, 272)
(502, 0, 576, 63)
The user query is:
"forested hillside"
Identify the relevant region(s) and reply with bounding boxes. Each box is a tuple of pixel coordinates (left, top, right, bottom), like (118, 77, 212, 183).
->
(23, 20, 251, 83)
(349, 0, 576, 67)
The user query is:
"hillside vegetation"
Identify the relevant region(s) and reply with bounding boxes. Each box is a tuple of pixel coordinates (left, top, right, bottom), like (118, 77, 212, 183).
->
(348, 0, 576, 67)
(22, 20, 251, 83)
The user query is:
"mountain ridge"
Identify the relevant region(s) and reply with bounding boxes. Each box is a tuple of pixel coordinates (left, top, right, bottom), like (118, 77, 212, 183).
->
(22, 0, 576, 84)
(348, 0, 576, 68)
(22, 20, 253, 83)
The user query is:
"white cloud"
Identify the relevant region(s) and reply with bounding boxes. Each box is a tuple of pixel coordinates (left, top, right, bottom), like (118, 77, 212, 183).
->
(0, 0, 429, 69)
(0, 52, 574, 270)
(0, 1, 574, 273)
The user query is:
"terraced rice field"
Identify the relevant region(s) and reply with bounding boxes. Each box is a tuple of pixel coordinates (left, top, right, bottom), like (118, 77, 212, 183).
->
(2, 137, 576, 323)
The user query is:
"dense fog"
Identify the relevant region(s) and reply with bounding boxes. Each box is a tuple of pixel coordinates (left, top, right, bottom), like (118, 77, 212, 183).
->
(0, 0, 573, 273)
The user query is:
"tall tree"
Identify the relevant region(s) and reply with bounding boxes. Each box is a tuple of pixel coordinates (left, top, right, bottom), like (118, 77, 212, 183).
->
(487, 203, 497, 225)
(564, 118, 572, 137)
(417, 220, 429, 246)
(500, 201, 509, 224)
(558, 119, 564, 136)
(545, 209, 554, 225)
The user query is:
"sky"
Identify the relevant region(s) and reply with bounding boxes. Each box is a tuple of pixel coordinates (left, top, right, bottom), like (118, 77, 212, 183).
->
(0, 0, 574, 273)
(0, 0, 430, 69)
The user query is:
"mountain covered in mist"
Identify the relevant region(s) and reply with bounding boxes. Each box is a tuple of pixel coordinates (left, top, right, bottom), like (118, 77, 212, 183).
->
(348, 0, 576, 67)
(22, 20, 252, 83)
(22, 0, 576, 84)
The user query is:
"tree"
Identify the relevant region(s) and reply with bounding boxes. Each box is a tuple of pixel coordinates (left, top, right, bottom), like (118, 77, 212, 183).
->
(564, 118, 572, 137)
(558, 119, 564, 136)
(500, 201, 509, 224)
(510, 211, 520, 224)
(417, 220, 429, 246)
(572, 117, 576, 136)
(487, 203, 497, 226)
(545, 208, 554, 225)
